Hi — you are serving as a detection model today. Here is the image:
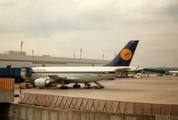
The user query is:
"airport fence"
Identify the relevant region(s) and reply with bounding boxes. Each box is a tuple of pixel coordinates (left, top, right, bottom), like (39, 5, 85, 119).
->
(19, 93, 178, 117)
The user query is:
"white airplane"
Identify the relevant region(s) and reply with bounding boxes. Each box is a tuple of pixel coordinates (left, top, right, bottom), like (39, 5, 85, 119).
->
(142, 67, 178, 76)
(169, 71, 178, 76)
(22, 40, 139, 89)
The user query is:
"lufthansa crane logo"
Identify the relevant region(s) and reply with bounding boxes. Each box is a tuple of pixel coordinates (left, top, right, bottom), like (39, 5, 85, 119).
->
(120, 49, 132, 61)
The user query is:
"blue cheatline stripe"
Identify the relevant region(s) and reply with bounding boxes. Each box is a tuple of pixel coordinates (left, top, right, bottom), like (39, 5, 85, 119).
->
(31, 71, 115, 74)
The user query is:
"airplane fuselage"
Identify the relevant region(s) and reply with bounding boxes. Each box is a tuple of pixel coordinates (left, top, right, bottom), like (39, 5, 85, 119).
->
(25, 66, 133, 83)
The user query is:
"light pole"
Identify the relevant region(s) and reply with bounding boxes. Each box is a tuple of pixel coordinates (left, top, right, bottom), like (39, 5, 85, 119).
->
(21, 41, 23, 55)
(80, 48, 82, 59)
(32, 50, 34, 64)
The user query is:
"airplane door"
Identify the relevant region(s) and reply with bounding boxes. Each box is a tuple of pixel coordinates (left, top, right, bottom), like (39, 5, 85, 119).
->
(20, 68, 27, 77)
(97, 69, 102, 76)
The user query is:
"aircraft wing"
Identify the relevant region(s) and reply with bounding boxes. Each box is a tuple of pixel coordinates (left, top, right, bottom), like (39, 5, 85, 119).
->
(114, 67, 131, 74)
(48, 75, 79, 80)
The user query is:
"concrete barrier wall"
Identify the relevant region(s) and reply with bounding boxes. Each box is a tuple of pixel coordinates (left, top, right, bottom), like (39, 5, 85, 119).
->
(5, 103, 178, 120)
(7, 103, 157, 120)
(155, 115, 178, 120)
(0, 89, 14, 102)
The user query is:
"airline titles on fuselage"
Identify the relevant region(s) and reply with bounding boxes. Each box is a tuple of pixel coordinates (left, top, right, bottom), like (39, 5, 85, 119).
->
(33, 69, 47, 72)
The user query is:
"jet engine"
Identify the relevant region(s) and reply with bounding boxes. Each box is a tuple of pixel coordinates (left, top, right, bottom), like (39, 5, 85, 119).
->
(34, 78, 52, 87)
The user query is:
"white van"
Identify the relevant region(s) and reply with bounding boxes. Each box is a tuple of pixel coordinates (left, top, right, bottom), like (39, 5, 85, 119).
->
(134, 73, 143, 78)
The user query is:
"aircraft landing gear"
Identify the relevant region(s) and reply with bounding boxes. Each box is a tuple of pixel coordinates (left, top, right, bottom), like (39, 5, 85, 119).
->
(60, 80, 68, 89)
(84, 83, 92, 89)
(59, 85, 68, 89)
(73, 83, 80, 88)
(94, 82, 105, 89)
(84, 82, 105, 89)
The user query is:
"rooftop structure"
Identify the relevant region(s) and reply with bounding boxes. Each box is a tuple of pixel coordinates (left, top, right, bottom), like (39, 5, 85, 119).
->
(0, 51, 109, 67)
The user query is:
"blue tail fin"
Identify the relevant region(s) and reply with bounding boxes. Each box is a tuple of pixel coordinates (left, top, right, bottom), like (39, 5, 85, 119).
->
(105, 40, 139, 66)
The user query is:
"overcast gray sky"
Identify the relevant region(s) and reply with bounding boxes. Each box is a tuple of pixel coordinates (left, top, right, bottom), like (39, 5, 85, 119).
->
(0, 0, 178, 67)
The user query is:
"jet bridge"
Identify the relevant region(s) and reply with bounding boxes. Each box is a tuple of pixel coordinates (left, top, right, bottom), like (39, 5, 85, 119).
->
(0, 65, 31, 77)
(0, 65, 31, 83)
(20, 67, 32, 78)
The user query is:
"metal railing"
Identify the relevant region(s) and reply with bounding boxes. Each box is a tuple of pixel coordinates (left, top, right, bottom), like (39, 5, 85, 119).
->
(19, 93, 178, 116)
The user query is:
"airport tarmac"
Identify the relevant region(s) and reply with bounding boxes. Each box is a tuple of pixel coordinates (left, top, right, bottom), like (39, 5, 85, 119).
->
(14, 75, 178, 105)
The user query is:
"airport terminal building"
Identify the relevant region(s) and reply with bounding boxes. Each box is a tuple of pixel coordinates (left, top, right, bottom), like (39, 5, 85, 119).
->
(0, 51, 109, 68)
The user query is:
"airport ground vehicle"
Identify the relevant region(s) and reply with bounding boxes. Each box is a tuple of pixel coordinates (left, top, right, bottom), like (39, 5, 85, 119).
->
(134, 73, 143, 78)
(19, 83, 33, 89)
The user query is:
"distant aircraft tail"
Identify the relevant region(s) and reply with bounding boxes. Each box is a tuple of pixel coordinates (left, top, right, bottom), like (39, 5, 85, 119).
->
(105, 40, 139, 66)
